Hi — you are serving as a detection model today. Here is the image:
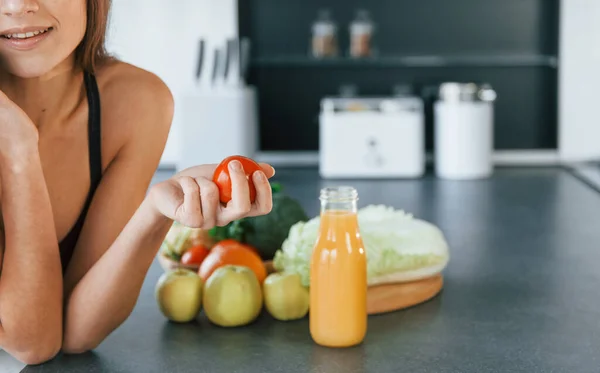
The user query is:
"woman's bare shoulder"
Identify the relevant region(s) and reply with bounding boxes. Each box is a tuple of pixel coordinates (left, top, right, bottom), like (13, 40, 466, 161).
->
(96, 59, 174, 125)
(92, 60, 174, 163)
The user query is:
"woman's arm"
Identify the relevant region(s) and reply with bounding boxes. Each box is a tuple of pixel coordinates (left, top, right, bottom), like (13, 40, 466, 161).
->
(60, 70, 175, 352)
(0, 111, 63, 363)
(63, 165, 274, 352)
(60, 67, 274, 352)
(61, 193, 173, 353)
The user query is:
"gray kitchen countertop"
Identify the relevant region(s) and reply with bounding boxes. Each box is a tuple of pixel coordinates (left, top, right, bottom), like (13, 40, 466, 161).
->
(21, 167, 600, 373)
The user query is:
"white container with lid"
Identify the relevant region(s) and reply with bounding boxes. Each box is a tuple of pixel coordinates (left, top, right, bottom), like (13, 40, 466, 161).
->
(434, 82, 497, 180)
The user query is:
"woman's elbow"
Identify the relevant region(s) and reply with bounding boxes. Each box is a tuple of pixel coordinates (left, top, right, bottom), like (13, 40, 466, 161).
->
(61, 335, 101, 355)
(12, 342, 62, 365)
(4, 327, 62, 365)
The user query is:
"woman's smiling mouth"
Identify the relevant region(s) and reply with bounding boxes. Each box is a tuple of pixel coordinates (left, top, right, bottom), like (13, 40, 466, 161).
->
(0, 27, 54, 50)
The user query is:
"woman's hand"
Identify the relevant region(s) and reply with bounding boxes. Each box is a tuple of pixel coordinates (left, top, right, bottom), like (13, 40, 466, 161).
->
(0, 90, 39, 164)
(148, 160, 275, 228)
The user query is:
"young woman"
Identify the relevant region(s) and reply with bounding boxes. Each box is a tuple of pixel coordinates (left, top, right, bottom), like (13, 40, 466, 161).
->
(0, 0, 274, 365)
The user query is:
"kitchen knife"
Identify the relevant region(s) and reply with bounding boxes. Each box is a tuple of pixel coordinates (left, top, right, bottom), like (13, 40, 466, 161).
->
(239, 37, 251, 86)
(222, 39, 232, 87)
(195, 39, 205, 84)
(227, 38, 240, 87)
(211, 48, 220, 88)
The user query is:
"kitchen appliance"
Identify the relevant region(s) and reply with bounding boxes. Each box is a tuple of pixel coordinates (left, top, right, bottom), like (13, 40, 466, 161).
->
(319, 95, 425, 178)
(178, 38, 258, 171)
(434, 82, 496, 180)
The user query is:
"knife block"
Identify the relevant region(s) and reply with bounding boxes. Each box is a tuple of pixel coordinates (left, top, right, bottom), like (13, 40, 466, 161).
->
(178, 86, 258, 171)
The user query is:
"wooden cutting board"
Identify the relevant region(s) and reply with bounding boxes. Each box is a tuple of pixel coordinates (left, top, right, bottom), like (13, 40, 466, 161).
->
(366, 275, 443, 315)
(264, 261, 443, 315)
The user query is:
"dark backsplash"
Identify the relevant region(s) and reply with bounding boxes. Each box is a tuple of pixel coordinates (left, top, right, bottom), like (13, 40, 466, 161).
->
(238, 0, 559, 152)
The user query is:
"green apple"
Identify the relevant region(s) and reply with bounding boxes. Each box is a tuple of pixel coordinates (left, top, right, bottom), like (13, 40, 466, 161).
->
(202, 265, 263, 327)
(263, 272, 309, 321)
(155, 268, 203, 323)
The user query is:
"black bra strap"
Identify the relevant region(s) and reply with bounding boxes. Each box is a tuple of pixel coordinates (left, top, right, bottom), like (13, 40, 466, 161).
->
(83, 71, 102, 193)
(58, 72, 103, 272)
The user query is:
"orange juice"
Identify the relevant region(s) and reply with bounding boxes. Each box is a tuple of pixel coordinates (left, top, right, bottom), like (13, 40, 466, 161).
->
(310, 186, 367, 348)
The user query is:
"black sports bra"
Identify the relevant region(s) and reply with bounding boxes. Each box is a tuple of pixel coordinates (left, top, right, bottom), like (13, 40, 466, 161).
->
(58, 71, 103, 273)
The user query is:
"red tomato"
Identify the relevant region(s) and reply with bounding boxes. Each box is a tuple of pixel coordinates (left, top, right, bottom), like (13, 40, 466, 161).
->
(181, 245, 210, 266)
(213, 155, 262, 204)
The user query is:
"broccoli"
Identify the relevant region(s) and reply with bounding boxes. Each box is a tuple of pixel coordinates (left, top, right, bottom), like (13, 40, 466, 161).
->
(209, 183, 309, 260)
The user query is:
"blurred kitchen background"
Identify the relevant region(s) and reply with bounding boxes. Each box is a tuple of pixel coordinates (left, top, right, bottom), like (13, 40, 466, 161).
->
(105, 0, 600, 181)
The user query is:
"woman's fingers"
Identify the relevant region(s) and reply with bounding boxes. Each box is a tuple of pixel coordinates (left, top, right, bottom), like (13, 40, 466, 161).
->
(247, 171, 273, 217)
(219, 163, 274, 222)
(166, 161, 276, 229)
(219, 160, 252, 223)
(177, 162, 275, 180)
(258, 163, 276, 179)
(174, 176, 203, 227)
(194, 177, 219, 228)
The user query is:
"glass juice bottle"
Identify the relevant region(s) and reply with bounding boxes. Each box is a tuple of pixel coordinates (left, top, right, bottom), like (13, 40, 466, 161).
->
(309, 186, 367, 347)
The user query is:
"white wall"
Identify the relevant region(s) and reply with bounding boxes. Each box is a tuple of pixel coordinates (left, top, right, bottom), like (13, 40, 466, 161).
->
(559, 0, 600, 162)
(105, 0, 238, 166)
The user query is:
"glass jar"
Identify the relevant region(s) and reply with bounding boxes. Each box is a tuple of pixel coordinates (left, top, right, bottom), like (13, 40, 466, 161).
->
(349, 9, 374, 58)
(311, 9, 338, 58)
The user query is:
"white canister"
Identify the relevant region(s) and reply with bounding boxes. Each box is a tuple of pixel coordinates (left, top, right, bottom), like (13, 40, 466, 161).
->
(434, 82, 497, 180)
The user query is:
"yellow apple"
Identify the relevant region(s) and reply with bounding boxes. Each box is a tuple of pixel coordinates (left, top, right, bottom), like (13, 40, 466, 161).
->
(155, 268, 203, 323)
(263, 272, 309, 321)
(202, 265, 263, 327)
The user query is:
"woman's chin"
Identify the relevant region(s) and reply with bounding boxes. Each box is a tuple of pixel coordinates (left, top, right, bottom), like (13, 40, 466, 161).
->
(0, 57, 73, 79)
